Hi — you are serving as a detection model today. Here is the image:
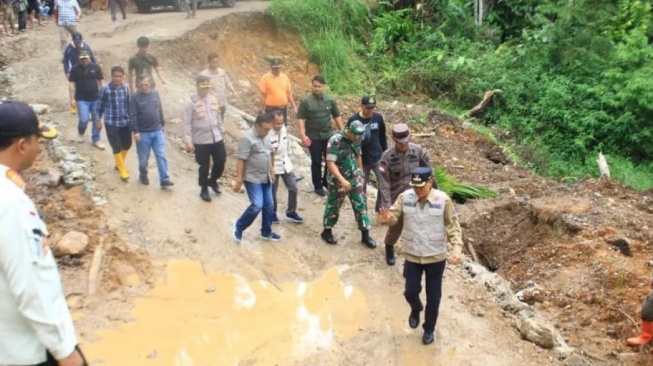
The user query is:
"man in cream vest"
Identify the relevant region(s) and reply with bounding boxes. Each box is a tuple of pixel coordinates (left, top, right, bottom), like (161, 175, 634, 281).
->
(379, 167, 463, 345)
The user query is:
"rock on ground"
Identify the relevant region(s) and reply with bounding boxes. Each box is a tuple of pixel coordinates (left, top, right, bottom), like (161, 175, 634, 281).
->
(55, 231, 89, 257)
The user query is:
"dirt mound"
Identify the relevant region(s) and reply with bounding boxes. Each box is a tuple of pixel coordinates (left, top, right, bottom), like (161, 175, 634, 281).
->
(157, 12, 319, 114)
(24, 153, 153, 297)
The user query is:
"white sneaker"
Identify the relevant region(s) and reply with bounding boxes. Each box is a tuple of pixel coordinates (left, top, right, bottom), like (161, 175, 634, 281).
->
(91, 142, 106, 150)
(77, 135, 84, 143)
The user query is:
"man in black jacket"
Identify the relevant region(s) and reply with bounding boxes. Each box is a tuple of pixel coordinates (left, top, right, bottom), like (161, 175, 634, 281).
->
(129, 74, 173, 188)
(68, 50, 105, 150)
(347, 95, 386, 212)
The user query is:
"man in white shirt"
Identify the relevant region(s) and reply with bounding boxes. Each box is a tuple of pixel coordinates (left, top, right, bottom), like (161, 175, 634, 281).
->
(0, 101, 86, 366)
(268, 110, 303, 224)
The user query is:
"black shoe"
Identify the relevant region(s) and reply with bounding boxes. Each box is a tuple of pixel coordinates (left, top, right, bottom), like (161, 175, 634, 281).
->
(200, 188, 211, 202)
(422, 330, 435, 345)
(314, 188, 326, 197)
(140, 176, 150, 185)
(409, 309, 420, 329)
(385, 246, 396, 266)
(321, 229, 337, 245)
(160, 180, 174, 188)
(209, 181, 222, 195)
(361, 230, 377, 248)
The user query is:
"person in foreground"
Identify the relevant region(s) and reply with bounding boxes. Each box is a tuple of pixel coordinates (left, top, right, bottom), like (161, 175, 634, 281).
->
(0, 101, 87, 365)
(378, 167, 463, 345)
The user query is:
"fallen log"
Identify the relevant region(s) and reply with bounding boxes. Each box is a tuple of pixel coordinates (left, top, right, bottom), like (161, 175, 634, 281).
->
(87, 238, 104, 295)
(467, 89, 503, 117)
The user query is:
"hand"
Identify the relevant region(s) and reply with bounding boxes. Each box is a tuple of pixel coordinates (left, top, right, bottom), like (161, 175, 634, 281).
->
(339, 178, 352, 192)
(293, 106, 298, 114)
(57, 349, 84, 366)
(185, 142, 194, 153)
(95, 120, 103, 131)
(133, 133, 141, 142)
(449, 253, 462, 265)
(233, 180, 243, 193)
(300, 134, 311, 147)
(378, 207, 391, 225)
(69, 100, 76, 109)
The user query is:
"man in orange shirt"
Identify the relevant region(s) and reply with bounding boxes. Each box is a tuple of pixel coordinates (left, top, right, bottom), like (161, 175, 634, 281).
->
(258, 58, 297, 126)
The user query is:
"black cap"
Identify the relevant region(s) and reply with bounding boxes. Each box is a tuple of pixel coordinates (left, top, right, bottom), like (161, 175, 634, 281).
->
(72, 32, 83, 42)
(0, 101, 58, 140)
(137, 36, 150, 47)
(409, 167, 432, 188)
(79, 50, 91, 59)
(361, 95, 377, 108)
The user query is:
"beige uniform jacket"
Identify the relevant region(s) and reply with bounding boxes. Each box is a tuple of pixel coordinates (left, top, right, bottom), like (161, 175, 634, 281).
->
(386, 188, 463, 264)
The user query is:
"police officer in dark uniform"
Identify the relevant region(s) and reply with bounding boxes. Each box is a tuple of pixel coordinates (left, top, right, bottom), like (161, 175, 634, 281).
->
(378, 123, 431, 265)
(378, 167, 462, 345)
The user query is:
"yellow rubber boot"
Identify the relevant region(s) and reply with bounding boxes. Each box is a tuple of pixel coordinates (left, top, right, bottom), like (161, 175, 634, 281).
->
(627, 321, 653, 347)
(113, 153, 130, 181)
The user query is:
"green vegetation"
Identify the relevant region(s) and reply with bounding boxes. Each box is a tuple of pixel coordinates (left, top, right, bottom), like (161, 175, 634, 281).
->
(269, 0, 653, 191)
(434, 167, 498, 203)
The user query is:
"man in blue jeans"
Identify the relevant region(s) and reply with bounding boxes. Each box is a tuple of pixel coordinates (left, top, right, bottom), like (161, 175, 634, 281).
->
(233, 112, 279, 243)
(68, 50, 105, 150)
(128, 74, 173, 188)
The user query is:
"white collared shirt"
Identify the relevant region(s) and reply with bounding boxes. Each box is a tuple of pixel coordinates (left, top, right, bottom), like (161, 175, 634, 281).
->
(268, 126, 294, 174)
(0, 164, 77, 365)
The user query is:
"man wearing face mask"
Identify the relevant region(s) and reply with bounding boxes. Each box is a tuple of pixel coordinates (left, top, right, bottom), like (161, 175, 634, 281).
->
(321, 120, 376, 248)
(378, 123, 431, 265)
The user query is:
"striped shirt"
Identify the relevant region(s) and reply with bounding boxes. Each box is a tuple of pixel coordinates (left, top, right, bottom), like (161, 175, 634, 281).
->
(54, 0, 79, 26)
(98, 82, 130, 127)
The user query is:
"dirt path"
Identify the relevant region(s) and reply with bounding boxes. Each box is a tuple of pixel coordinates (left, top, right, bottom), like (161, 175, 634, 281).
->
(3, 4, 561, 365)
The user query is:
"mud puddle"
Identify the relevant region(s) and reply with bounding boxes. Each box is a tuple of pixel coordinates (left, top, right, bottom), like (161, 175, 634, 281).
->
(82, 260, 367, 365)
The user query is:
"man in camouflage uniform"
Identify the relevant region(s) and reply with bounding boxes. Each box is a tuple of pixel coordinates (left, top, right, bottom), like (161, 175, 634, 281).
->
(321, 120, 377, 248)
(378, 123, 432, 265)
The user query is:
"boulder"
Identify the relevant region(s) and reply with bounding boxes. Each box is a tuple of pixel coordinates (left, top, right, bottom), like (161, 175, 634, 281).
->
(33, 169, 62, 188)
(55, 231, 89, 257)
(520, 317, 556, 349)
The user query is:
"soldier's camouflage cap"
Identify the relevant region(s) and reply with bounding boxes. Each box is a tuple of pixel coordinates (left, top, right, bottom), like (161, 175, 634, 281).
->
(347, 120, 365, 135)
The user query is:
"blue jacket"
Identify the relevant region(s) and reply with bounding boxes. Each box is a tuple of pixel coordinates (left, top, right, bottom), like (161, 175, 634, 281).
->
(62, 43, 96, 74)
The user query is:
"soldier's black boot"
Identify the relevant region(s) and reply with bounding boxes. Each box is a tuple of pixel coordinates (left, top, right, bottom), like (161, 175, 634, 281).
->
(321, 228, 337, 245)
(361, 230, 377, 248)
(385, 245, 396, 266)
(200, 186, 211, 202)
(209, 181, 222, 195)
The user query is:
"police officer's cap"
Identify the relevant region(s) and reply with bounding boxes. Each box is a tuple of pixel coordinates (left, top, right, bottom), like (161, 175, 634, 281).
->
(392, 123, 410, 143)
(0, 101, 57, 140)
(409, 167, 432, 188)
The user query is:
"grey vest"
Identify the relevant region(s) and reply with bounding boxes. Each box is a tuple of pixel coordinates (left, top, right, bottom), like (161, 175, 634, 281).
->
(401, 188, 448, 257)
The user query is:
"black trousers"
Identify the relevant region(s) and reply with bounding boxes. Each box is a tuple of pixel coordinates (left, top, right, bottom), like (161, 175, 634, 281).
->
(194, 141, 226, 187)
(309, 138, 329, 190)
(35, 345, 87, 366)
(264, 106, 287, 126)
(220, 105, 226, 123)
(404, 260, 446, 332)
(105, 125, 132, 154)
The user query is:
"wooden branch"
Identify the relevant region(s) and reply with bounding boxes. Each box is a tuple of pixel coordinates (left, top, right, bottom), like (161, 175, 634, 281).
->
(465, 240, 479, 263)
(597, 151, 611, 180)
(87, 238, 104, 295)
(608, 305, 639, 331)
(412, 133, 435, 137)
(467, 89, 503, 117)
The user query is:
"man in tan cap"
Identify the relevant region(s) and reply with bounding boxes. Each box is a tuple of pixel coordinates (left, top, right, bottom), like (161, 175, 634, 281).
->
(378, 123, 432, 265)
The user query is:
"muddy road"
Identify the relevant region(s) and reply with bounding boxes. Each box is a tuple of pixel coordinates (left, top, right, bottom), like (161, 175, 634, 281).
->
(2, 2, 631, 365)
